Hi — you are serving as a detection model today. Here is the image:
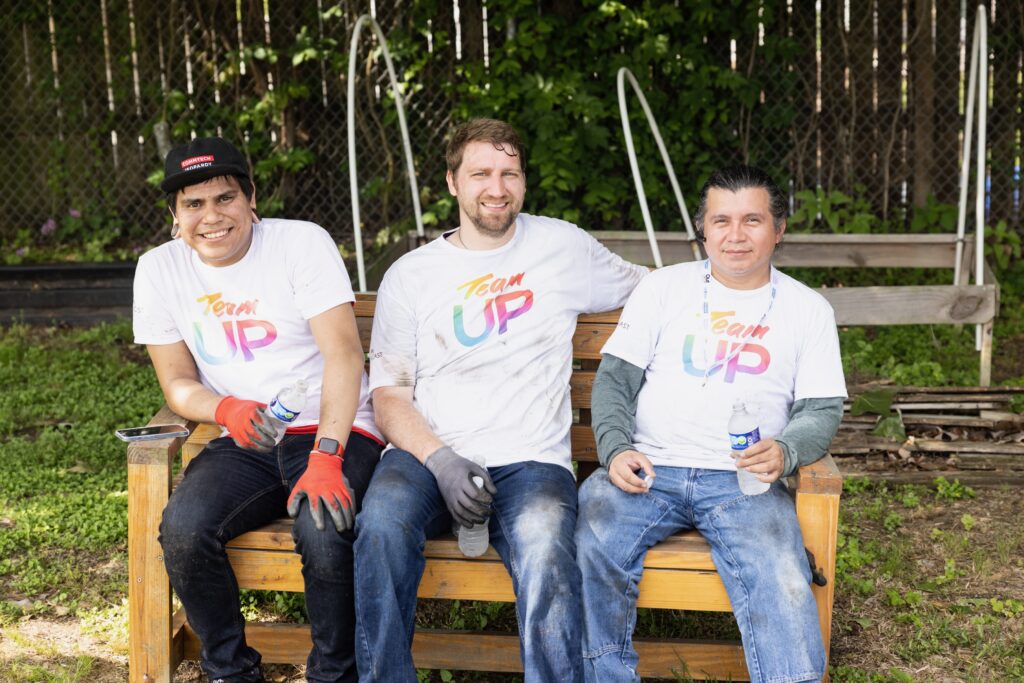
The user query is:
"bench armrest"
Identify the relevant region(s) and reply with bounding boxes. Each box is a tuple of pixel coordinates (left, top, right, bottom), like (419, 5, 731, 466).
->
(127, 404, 197, 468)
(791, 453, 842, 496)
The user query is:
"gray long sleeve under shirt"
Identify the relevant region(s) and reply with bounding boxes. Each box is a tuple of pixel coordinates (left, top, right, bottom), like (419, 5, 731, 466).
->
(591, 353, 844, 477)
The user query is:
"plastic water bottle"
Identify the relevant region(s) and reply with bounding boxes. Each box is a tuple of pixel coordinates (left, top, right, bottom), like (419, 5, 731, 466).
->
(729, 401, 770, 495)
(458, 455, 491, 557)
(266, 380, 309, 445)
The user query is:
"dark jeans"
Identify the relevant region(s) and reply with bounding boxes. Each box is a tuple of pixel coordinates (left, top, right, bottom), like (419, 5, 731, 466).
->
(354, 449, 583, 683)
(159, 431, 381, 683)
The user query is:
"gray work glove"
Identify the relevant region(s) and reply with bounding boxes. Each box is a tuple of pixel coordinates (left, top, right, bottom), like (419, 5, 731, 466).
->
(424, 446, 496, 528)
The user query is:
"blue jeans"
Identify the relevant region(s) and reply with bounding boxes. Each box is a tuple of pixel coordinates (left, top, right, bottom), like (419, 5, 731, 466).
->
(576, 467, 824, 683)
(354, 449, 583, 682)
(159, 432, 382, 683)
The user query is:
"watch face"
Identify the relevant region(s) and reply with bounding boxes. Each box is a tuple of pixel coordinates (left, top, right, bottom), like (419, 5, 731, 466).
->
(317, 437, 341, 455)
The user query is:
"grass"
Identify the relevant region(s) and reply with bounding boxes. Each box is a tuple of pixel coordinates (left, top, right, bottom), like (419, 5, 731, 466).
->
(1, 309, 1023, 681)
(831, 479, 1024, 681)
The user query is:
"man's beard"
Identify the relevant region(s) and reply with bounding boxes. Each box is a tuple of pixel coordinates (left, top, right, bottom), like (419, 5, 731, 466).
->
(463, 197, 521, 237)
(469, 211, 516, 237)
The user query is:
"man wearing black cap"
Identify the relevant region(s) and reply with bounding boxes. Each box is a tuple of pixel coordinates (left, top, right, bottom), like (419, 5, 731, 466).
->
(132, 137, 383, 682)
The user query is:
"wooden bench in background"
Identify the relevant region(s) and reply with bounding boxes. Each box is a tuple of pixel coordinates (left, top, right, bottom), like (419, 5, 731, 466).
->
(128, 294, 842, 682)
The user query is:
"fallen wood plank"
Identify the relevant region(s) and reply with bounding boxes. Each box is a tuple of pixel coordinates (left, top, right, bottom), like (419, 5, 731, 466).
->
(847, 384, 1024, 395)
(835, 468, 1024, 487)
(945, 454, 1024, 471)
(891, 393, 1018, 403)
(841, 413, 1005, 428)
(831, 436, 1024, 455)
(979, 410, 1024, 426)
(845, 402, 1004, 411)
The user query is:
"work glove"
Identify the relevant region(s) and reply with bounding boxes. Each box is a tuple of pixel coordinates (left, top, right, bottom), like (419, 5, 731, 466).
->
(214, 396, 277, 452)
(424, 446, 496, 529)
(287, 450, 355, 532)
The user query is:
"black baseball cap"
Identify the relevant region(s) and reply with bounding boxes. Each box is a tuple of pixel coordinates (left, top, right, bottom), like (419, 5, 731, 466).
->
(161, 137, 251, 193)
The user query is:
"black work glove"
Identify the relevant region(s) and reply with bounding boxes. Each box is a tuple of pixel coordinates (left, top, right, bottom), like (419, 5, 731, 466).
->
(424, 446, 497, 528)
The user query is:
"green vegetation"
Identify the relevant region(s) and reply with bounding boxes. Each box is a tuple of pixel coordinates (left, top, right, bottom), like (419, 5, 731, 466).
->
(0, 323, 160, 613)
(832, 479, 1024, 681)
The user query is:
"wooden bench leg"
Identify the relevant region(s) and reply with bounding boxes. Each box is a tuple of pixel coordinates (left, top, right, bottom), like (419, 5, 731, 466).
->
(979, 320, 993, 387)
(128, 443, 175, 683)
(794, 480, 840, 683)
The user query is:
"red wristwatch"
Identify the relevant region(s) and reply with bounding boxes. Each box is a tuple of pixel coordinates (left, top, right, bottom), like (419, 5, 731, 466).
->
(314, 437, 343, 457)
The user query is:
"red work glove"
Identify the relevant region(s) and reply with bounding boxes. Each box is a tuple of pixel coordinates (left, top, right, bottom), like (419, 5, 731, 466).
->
(287, 451, 355, 532)
(214, 396, 277, 452)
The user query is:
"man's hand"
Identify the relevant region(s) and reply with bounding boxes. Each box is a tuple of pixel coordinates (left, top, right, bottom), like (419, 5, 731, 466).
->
(214, 396, 277, 452)
(608, 450, 656, 494)
(424, 446, 496, 528)
(287, 451, 355, 532)
(733, 437, 785, 483)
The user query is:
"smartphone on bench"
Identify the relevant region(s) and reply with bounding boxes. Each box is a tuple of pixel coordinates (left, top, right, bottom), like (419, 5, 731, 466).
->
(115, 424, 191, 442)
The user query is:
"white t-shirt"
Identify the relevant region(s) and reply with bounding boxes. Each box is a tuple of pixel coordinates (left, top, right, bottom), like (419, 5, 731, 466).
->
(601, 260, 846, 470)
(132, 218, 381, 441)
(369, 213, 647, 471)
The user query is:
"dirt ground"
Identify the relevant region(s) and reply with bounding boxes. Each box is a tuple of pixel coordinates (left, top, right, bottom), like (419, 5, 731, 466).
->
(2, 484, 1021, 682)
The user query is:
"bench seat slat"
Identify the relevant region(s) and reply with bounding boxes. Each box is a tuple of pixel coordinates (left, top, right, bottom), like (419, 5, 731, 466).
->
(225, 546, 732, 609)
(228, 521, 717, 570)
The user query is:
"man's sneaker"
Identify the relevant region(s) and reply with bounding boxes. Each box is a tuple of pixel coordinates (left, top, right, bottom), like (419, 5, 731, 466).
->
(210, 664, 265, 683)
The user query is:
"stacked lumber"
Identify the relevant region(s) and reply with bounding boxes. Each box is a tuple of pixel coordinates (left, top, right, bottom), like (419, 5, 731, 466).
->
(832, 384, 1024, 485)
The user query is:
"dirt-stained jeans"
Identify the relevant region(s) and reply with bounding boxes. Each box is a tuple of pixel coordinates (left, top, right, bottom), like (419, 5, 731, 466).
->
(354, 449, 583, 683)
(576, 466, 825, 683)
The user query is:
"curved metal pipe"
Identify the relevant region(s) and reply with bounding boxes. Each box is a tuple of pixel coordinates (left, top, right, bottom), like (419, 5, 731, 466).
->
(955, 5, 987, 292)
(616, 67, 700, 267)
(347, 14, 424, 292)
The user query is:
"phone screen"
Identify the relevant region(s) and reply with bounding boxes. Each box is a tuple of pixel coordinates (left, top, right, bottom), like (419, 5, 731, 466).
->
(115, 424, 190, 442)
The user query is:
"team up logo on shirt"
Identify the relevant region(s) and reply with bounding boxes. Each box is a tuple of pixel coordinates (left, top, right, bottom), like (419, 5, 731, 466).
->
(682, 309, 772, 383)
(192, 292, 278, 364)
(452, 271, 534, 347)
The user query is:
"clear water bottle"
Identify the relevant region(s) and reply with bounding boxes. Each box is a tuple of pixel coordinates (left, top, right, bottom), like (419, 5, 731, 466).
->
(729, 401, 770, 495)
(458, 455, 491, 557)
(265, 380, 309, 446)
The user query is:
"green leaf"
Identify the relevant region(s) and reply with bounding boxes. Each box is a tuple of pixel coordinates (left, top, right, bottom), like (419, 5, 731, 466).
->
(872, 415, 906, 441)
(850, 388, 897, 417)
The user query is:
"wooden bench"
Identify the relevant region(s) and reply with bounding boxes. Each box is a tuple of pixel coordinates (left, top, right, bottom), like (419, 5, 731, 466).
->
(128, 294, 842, 682)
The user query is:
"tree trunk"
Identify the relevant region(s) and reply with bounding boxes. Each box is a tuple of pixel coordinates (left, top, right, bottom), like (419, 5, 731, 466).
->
(876, 0, 904, 221)
(910, 0, 935, 208)
(931, 0, 961, 205)
(849, 0, 877, 206)
(989, 1, 1022, 227)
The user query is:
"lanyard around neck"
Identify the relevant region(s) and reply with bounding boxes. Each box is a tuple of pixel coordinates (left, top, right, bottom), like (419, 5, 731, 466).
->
(701, 259, 777, 387)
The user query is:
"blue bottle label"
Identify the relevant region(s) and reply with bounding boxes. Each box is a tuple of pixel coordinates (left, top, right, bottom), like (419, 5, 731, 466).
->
(729, 427, 761, 450)
(268, 400, 298, 423)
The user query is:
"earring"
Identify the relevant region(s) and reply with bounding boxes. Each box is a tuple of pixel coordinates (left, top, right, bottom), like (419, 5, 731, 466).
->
(170, 223, 180, 238)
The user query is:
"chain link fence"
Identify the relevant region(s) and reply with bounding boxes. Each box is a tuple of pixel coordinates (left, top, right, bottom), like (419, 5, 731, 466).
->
(1, 1, 1020, 264)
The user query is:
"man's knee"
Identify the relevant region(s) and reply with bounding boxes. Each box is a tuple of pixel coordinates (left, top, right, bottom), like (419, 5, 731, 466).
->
(292, 512, 354, 578)
(158, 493, 219, 567)
(509, 494, 579, 580)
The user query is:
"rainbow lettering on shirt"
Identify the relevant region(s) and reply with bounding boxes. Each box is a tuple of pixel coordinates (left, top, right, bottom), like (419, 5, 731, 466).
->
(682, 309, 771, 383)
(192, 292, 278, 364)
(452, 272, 534, 347)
